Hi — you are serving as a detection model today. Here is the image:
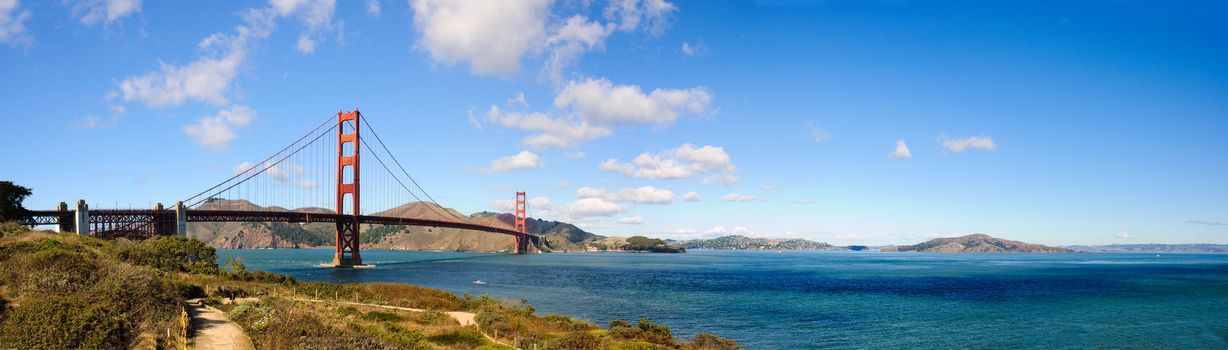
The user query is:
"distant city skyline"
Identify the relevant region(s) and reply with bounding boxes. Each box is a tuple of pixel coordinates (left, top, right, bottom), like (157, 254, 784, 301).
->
(1, 0, 1225, 245)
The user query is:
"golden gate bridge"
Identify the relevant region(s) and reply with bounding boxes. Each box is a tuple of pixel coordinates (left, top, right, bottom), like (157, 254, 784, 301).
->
(23, 109, 539, 267)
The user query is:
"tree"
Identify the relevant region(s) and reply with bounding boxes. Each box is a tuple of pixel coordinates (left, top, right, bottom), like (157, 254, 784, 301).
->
(0, 181, 31, 222)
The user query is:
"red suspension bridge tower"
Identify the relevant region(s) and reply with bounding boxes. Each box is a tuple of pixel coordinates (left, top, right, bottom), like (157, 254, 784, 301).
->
(333, 110, 363, 267)
(515, 191, 529, 254)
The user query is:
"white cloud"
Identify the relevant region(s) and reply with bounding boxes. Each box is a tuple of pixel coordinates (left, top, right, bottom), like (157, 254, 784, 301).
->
(733, 226, 753, 235)
(721, 193, 761, 202)
(481, 150, 544, 173)
(940, 135, 997, 153)
(682, 191, 700, 201)
(761, 180, 774, 191)
(365, 0, 380, 16)
(806, 119, 830, 142)
(889, 139, 911, 159)
(296, 34, 316, 53)
(567, 197, 625, 218)
(704, 226, 726, 234)
(555, 77, 712, 126)
(116, 7, 277, 107)
(544, 15, 612, 82)
(0, 0, 31, 47)
(183, 105, 257, 150)
(479, 106, 612, 149)
(563, 150, 586, 159)
(604, 0, 676, 35)
(680, 40, 706, 56)
(618, 214, 644, 224)
(507, 91, 529, 108)
(1114, 232, 1131, 240)
(72, 0, 141, 26)
(601, 144, 736, 183)
(271, 0, 338, 54)
(576, 186, 675, 204)
(410, 0, 550, 76)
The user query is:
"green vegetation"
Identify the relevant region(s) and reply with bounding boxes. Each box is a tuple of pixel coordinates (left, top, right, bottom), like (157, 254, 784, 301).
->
(0, 181, 31, 223)
(266, 222, 328, 246)
(0, 225, 737, 349)
(624, 236, 687, 253)
(362, 224, 406, 244)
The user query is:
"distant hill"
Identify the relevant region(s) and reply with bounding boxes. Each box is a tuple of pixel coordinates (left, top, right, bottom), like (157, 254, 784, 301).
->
(672, 235, 838, 251)
(187, 200, 607, 253)
(1064, 244, 1228, 253)
(881, 234, 1076, 253)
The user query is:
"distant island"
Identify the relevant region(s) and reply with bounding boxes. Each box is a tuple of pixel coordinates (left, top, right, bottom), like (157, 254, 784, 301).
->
(1064, 244, 1228, 253)
(671, 235, 840, 251)
(881, 234, 1077, 253)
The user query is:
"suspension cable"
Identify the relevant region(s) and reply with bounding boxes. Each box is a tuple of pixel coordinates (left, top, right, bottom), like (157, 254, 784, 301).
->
(182, 113, 336, 204)
(358, 113, 471, 222)
(356, 136, 466, 222)
(190, 124, 338, 208)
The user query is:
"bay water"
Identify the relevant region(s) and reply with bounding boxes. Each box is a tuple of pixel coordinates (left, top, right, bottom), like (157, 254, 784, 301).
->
(218, 249, 1228, 349)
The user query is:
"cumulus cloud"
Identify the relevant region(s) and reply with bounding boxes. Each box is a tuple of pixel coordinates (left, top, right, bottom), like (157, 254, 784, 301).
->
(604, 0, 676, 35)
(0, 0, 31, 47)
(567, 197, 625, 218)
(116, 1, 338, 108)
(480, 150, 544, 173)
(940, 135, 997, 153)
(544, 15, 612, 82)
(183, 105, 256, 150)
(618, 214, 644, 224)
(576, 186, 675, 204)
(116, 7, 278, 107)
(806, 119, 830, 142)
(478, 106, 612, 149)
(682, 191, 700, 201)
(704, 226, 726, 234)
(410, 0, 550, 76)
(555, 77, 712, 126)
(72, 0, 141, 26)
(600, 144, 737, 183)
(1114, 232, 1131, 240)
(721, 193, 761, 202)
(889, 139, 911, 159)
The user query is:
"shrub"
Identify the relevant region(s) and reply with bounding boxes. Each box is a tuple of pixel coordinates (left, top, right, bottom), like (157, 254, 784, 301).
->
(546, 331, 600, 350)
(9, 249, 101, 297)
(0, 296, 133, 349)
(109, 236, 218, 274)
(363, 310, 403, 322)
(175, 280, 207, 299)
(691, 333, 740, 350)
(0, 221, 27, 237)
(426, 328, 485, 347)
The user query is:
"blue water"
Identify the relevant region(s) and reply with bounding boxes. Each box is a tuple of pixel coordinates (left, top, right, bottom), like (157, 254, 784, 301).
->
(219, 249, 1228, 349)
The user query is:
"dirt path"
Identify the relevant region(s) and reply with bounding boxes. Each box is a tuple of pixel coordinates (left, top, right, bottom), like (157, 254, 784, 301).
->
(291, 298, 513, 349)
(188, 300, 253, 350)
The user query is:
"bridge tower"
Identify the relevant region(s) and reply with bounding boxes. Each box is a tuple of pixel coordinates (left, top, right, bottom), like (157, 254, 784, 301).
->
(514, 191, 528, 254)
(332, 110, 363, 267)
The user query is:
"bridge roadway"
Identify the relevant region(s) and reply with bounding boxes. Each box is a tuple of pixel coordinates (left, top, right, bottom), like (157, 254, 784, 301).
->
(24, 209, 537, 240)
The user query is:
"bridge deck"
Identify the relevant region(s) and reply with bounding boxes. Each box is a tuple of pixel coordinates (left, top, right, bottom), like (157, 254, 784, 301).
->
(25, 209, 535, 239)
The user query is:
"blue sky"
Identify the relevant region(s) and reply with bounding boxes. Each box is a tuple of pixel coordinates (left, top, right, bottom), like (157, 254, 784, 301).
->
(1, 0, 1226, 245)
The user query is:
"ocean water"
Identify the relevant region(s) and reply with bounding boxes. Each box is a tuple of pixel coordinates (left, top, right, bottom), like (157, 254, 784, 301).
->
(218, 249, 1228, 349)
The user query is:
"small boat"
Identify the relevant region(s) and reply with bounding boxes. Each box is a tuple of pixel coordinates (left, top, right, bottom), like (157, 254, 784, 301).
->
(472, 280, 487, 285)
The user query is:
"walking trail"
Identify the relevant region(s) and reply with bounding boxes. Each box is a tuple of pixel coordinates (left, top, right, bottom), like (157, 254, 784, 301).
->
(187, 300, 253, 350)
(292, 298, 516, 349)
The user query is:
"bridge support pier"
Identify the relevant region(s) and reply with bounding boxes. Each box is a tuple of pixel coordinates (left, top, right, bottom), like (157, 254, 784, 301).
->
(57, 202, 73, 233)
(74, 200, 89, 235)
(175, 201, 187, 237)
